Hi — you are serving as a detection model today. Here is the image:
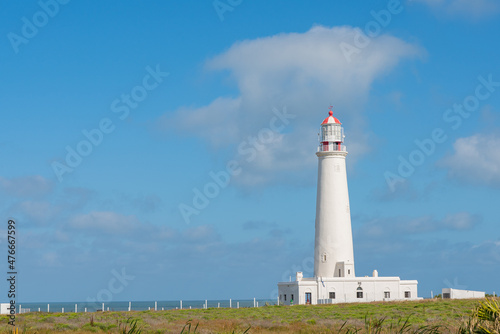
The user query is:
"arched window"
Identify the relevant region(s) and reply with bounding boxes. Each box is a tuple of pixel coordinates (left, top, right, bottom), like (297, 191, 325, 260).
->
(356, 287, 363, 299)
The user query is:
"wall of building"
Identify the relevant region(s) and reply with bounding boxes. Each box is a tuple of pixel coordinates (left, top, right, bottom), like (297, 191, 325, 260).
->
(318, 277, 418, 303)
(278, 277, 419, 305)
(277, 283, 300, 305)
(0, 303, 10, 315)
(314, 152, 355, 278)
(442, 288, 485, 299)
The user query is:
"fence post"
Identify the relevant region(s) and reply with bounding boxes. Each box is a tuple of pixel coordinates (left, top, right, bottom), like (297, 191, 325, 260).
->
(155, 301, 157, 311)
(180, 300, 182, 309)
(237, 302, 239, 308)
(129, 302, 131, 312)
(253, 298, 256, 307)
(62, 307, 64, 313)
(229, 299, 232, 308)
(75, 304, 77, 313)
(102, 303, 104, 312)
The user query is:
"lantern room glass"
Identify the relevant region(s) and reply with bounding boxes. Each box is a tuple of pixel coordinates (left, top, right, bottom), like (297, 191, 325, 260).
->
(321, 123, 343, 143)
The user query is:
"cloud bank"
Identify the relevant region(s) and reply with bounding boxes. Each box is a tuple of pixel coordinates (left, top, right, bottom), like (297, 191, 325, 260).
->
(160, 25, 422, 186)
(439, 133, 500, 186)
(414, 0, 500, 20)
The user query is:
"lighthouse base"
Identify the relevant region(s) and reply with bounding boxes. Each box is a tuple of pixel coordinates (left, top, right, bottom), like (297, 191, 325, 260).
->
(277, 273, 419, 305)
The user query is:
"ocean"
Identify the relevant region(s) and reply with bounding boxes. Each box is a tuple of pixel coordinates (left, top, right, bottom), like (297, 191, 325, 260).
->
(16, 299, 277, 313)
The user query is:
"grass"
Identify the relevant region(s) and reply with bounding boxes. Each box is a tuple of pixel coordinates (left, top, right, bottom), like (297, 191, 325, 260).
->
(0, 298, 496, 333)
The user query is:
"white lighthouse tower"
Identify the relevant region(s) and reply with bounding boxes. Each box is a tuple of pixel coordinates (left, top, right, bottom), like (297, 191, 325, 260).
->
(314, 108, 355, 279)
(277, 108, 420, 305)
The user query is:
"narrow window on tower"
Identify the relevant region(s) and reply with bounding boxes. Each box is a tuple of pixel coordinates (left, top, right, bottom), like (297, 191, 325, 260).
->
(284, 294, 287, 301)
(348, 269, 350, 275)
(321, 253, 327, 262)
(329, 292, 335, 299)
(338, 269, 341, 277)
(384, 291, 390, 298)
(405, 291, 411, 298)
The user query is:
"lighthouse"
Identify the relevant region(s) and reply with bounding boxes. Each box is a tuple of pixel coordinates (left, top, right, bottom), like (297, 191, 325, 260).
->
(277, 108, 420, 305)
(314, 109, 355, 278)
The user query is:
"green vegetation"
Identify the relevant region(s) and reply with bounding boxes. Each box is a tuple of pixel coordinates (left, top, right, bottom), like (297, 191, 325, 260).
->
(0, 298, 498, 333)
(459, 298, 500, 333)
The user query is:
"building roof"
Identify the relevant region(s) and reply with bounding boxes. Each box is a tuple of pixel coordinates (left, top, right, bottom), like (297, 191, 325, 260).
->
(321, 110, 341, 125)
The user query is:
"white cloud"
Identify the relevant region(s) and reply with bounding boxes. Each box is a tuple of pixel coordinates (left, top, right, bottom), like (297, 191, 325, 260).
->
(160, 97, 242, 148)
(470, 239, 500, 265)
(182, 225, 219, 242)
(356, 211, 480, 238)
(11, 200, 61, 225)
(439, 134, 500, 186)
(113, 193, 162, 213)
(243, 220, 278, 230)
(161, 25, 422, 187)
(61, 187, 94, 210)
(353, 212, 487, 282)
(41, 251, 62, 267)
(0, 175, 53, 198)
(371, 179, 419, 201)
(69, 211, 142, 235)
(442, 212, 481, 230)
(414, 0, 500, 20)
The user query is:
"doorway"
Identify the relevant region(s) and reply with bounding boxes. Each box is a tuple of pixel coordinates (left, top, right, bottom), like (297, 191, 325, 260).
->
(305, 292, 312, 305)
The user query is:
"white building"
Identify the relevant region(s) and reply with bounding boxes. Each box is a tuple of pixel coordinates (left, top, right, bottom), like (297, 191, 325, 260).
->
(278, 109, 420, 305)
(0, 303, 11, 315)
(442, 288, 485, 299)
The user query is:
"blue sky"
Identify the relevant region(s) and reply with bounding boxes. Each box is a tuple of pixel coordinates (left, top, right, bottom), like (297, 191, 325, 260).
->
(1, 0, 500, 303)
